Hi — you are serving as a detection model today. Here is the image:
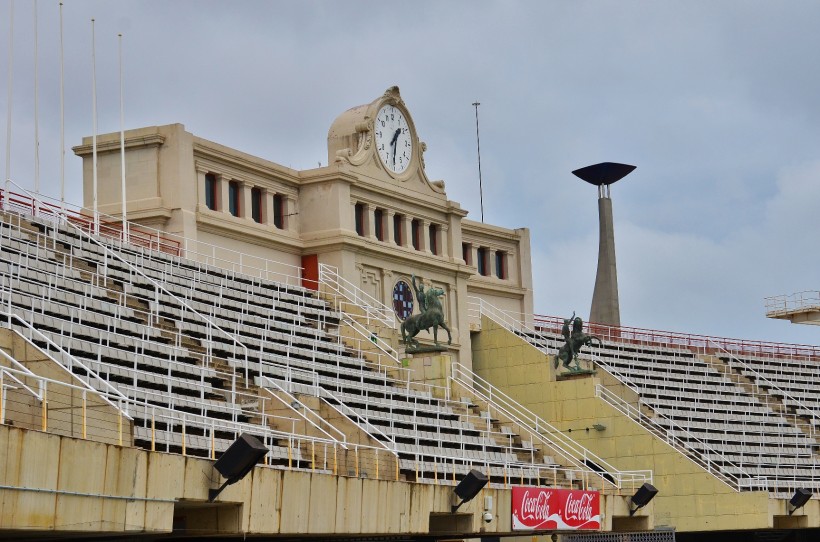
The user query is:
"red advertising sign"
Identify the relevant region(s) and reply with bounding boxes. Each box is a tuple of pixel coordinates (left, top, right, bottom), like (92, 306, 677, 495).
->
(511, 487, 601, 531)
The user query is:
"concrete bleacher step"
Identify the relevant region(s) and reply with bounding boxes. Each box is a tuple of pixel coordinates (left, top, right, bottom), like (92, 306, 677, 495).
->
(14, 216, 44, 237)
(703, 354, 790, 416)
(210, 357, 255, 393)
(2, 212, 587, 485)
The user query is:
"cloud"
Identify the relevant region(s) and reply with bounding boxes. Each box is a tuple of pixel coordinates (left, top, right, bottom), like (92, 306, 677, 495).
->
(2, 1, 819, 346)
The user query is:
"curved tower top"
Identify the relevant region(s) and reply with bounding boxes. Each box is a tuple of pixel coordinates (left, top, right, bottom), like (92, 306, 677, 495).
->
(574, 162, 636, 327)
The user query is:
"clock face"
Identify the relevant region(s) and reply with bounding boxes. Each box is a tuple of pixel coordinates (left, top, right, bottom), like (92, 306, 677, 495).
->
(374, 104, 413, 174)
(392, 280, 414, 321)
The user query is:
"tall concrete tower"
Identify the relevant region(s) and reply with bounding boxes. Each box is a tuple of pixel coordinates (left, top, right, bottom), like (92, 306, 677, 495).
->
(572, 162, 636, 327)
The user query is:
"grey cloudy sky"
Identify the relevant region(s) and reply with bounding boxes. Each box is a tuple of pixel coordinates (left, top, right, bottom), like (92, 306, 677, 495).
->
(2, 0, 819, 345)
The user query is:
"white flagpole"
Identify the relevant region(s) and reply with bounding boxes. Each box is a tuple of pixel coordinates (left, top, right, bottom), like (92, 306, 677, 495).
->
(59, 2, 66, 216)
(3, 0, 13, 211)
(119, 32, 128, 243)
(33, 0, 39, 214)
(91, 18, 99, 234)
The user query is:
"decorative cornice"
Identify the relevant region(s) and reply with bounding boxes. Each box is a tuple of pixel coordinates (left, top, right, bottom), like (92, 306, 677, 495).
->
(193, 139, 301, 185)
(462, 219, 528, 242)
(466, 280, 529, 298)
(299, 169, 359, 187)
(72, 134, 165, 156)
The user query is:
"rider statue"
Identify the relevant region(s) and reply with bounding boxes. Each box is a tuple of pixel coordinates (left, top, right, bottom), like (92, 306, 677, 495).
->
(556, 312, 601, 372)
(401, 274, 452, 350)
(412, 274, 428, 313)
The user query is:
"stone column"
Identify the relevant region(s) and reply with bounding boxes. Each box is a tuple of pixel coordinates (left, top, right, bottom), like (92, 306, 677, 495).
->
(386, 210, 397, 245)
(419, 219, 430, 253)
(285, 195, 297, 231)
(489, 248, 498, 278)
(241, 182, 253, 220)
(365, 204, 377, 240)
(264, 190, 275, 226)
(590, 195, 620, 326)
(219, 175, 231, 215)
(397, 215, 409, 247)
(195, 166, 209, 210)
(459, 242, 471, 266)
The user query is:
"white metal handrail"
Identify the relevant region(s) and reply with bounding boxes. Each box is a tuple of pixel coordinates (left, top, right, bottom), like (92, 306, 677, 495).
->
(707, 339, 818, 439)
(2, 298, 349, 454)
(450, 361, 652, 489)
(319, 263, 395, 328)
(1, 310, 133, 418)
(260, 360, 408, 445)
(64, 220, 255, 379)
(0, 364, 127, 431)
(4, 181, 305, 287)
(1, 262, 258, 416)
(339, 313, 403, 367)
(588, 343, 819, 493)
(0, 350, 42, 399)
(257, 356, 589, 483)
(260, 370, 400, 461)
(125, 389, 353, 461)
(318, 390, 398, 452)
(467, 296, 555, 354)
(594, 384, 747, 491)
(258, 376, 347, 445)
(765, 290, 820, 316)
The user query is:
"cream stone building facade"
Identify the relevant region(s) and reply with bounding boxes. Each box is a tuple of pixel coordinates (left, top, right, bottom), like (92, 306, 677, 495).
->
(73, 86, 533, 368)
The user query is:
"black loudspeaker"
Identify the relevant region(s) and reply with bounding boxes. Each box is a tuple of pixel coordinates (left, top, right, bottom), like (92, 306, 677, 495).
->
(455, 469, 489, 503)
(214, 433, 268, 481)
(209, 434, 268, 502)
(631, 483, 659, 508)
(789, 488, 812, 514)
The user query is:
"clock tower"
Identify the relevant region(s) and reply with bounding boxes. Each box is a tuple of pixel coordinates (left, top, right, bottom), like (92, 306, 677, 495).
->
(327, 86, 446, 194)
(76, 86, 533, 371)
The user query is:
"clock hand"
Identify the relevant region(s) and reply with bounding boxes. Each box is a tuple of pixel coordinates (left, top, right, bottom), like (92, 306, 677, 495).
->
(391, 128, 400, 166)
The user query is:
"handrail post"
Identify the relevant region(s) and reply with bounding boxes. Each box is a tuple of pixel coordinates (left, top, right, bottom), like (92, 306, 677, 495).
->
(118, 399, 123, 446)
(41, 381, 48, 432)
(0, 369, 5, 424)
(82, 389, 87, 439)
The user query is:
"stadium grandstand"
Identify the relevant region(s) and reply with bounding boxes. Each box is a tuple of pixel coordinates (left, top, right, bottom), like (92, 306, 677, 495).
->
(0, 86, 818, 542)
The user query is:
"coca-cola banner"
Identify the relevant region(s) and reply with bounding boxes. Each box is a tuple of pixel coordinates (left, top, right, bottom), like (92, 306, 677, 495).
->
(511, 487, 601, 531)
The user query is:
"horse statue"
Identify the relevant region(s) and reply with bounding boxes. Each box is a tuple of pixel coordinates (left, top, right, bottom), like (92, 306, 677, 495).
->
(555, 314, 601, 372)
(401, 276, 452, 349)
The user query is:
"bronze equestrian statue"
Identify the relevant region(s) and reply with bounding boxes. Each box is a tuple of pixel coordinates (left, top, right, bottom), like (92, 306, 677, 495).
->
(401, 275, 452, 349)
(555, 314, 601, 372)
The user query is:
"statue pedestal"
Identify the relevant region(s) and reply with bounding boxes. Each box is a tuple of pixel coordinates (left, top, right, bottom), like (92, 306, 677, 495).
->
(551, 355, 597, 380)
(556, 369, 597, 381)
(402, 352, 452, 399)
(405, 345, 448, 355)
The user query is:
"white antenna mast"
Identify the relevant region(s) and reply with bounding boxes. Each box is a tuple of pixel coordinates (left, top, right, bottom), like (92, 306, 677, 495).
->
(59, 2, 65, 215)
(119, 32, 128, 243)
(3, 0, 13, 211)
(472, 101, 484, 223)
(33, 0, 40, 211)
(91, 18, 99, 234)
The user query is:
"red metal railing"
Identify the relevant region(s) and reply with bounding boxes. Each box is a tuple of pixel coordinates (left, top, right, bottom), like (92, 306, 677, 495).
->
(1, 189, 180, 256)
(533, 313, 820, 361)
